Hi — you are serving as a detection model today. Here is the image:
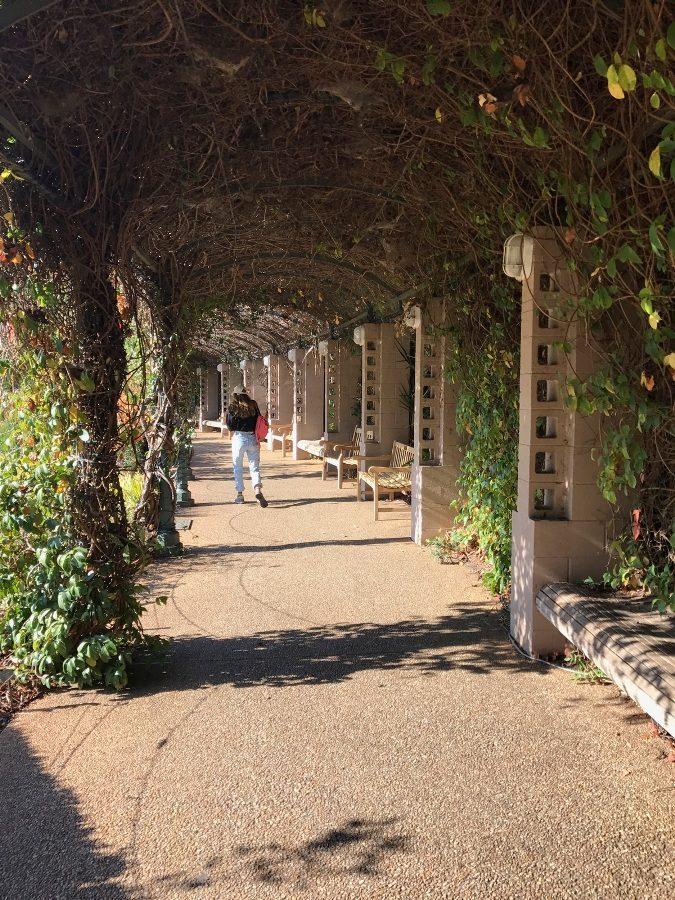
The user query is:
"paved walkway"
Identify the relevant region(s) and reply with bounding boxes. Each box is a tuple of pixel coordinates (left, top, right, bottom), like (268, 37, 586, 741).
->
(1, 435, 674, 899)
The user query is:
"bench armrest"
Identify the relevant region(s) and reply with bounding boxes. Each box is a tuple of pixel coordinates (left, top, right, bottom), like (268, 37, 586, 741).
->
(330, 442, 355, 452)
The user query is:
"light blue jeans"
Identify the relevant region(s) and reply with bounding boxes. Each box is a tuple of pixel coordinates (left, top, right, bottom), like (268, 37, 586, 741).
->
(231, 431, 262, 493)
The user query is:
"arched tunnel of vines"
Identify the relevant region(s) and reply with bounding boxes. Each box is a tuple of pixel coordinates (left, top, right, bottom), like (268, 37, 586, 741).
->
(0, 0, 672, 695)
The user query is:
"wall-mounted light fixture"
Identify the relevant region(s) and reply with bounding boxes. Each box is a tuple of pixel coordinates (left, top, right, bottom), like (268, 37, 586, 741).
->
(402, 305, 422, 330)
(503, 233, 534, 282)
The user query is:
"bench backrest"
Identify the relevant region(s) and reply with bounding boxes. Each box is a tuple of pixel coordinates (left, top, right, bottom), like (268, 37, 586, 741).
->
(350, 426, 362, 450)
(390, 441, 414, 468)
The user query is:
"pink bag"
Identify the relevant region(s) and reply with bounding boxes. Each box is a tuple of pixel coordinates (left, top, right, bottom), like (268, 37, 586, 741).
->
(255, 414, 269, 442)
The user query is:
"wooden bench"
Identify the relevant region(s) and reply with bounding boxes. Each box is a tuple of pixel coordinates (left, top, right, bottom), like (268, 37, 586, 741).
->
(357, 441, 414, 521)
(268, 423, 293, 456)
(537, 583, 675, 738)
(322, 426, 362, 488)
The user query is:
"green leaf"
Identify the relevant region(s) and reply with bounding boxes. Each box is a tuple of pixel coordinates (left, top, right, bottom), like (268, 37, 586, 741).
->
(532, 126, 549, 149)
(593, 54, 608, 76)
(668, 22, 675, 50)
(650, 91, 661, 109)
(78, 373, 96, 392)
(426, 0, 451, 14)
(649, 221, 665, 255)
(617, 64, 637, 92)
(616, 243, 641, 265)
(667, 226, 675, 254)
(655, 38, 667, 61)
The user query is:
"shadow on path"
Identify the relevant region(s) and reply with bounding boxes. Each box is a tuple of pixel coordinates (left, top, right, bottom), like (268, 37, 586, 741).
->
(135, 605, 544, 693)
(148, 817, 407, 894)
(0, 728, 129, 899)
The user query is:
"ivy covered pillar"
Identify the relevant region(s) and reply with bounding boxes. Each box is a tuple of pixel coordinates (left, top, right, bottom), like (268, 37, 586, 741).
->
(408, 300, 462, 545)
(510, 229, 613, 656)
(288, 347, 324, 460)
(264, 354, 294, 449)
(353, 323, 410, 462)
(318, 338, 362, 443)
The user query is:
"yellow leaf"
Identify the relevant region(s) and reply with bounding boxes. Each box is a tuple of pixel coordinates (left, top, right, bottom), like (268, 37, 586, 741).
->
(648, 145, 662, 178)
(434, 106, 443, 123)
(25, 243, 35, 260)
(663, 352, 675, 369)
(648, 311, 661, 329)
(608, 79, 625, 99)
(640, 372, 655, 391)
(3, 211, 14, 225)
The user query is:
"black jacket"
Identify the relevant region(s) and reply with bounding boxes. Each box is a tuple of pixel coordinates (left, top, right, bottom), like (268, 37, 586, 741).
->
(226, 401, 260, 433)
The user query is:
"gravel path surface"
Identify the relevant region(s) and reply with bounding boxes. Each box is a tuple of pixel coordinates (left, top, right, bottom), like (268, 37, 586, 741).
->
(1, 434, 674, 899)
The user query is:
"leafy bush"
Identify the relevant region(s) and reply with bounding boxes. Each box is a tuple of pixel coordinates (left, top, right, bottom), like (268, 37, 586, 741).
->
(0, 330, 162, 689)
(433, 283, 520, 595)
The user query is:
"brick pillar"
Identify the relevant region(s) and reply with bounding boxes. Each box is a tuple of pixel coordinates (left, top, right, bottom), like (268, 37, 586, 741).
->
(288, 347, 325, 459)
(510, 228, 612, 656)
(354, 323, 410, 461)
(318, 338, 362, 442)
(409, 299, 462, 545)
(264, 354, 294, 449)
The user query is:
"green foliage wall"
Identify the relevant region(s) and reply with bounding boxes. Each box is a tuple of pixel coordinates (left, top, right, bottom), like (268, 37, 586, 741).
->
(434, 282, 520, 595)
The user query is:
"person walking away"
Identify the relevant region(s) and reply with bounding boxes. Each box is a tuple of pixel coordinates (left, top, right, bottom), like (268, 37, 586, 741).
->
(225, 385, 268, 507)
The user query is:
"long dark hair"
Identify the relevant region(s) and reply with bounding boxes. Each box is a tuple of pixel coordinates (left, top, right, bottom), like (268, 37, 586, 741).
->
(228, 392, 258, 418)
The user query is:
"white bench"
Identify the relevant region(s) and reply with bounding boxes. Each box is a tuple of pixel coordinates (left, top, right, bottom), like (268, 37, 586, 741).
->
(296, 438, 326, 459)
(537, 583, 675, 737)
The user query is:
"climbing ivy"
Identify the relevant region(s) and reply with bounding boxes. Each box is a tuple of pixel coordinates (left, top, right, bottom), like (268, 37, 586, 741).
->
(431, 282, 519, 595)
(0, 302, 164, 689)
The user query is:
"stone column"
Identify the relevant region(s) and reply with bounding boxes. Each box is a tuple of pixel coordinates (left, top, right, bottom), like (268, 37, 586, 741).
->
(354, 323, 411, 461)
(288, 347, 325, 460)
(240, 359, 253, 397)
(318, 338, 362, 443)
(264, 354, 294, 449)
(510, 228, 612, 656)
(196, 367, 207, 432)
(203, 367, 219, 423)
(408, 299, 462, 545)
(251, 359, 267, 408)
(216, 362, 228, 435)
